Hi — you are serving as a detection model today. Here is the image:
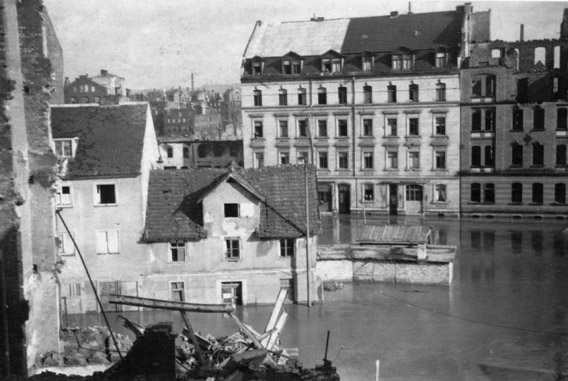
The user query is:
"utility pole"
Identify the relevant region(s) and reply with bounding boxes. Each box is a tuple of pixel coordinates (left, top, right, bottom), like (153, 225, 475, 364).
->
(305, 162, 311, 307)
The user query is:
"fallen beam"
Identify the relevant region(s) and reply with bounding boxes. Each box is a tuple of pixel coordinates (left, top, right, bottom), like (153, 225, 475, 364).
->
(109, 294, 234, 313)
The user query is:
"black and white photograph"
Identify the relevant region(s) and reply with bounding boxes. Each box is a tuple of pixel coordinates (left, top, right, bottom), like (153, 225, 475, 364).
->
(1, 0, 568, 379)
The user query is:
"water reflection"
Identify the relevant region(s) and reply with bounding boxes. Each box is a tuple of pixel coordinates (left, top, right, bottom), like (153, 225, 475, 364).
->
(67, 216, 568, 380)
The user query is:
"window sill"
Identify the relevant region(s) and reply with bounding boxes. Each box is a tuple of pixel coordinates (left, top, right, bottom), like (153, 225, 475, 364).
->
(225, 258, 241, 262)
(432, 201, 449, 205)
(508, 202, 524, 206)
(56, 204, 73, 208)
(432, 168, 448, 172)
(94, 204, 118, 207)
(530, 165, 545, 169)
(530, 129, 545, 133)
(551, 202, 568, 206)
(97, 252, 120, 255)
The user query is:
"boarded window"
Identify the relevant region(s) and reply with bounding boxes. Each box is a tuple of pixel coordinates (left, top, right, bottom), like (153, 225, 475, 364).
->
(96, 230, 119, 254)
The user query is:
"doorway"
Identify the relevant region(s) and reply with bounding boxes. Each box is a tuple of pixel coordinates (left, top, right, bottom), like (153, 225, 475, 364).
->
(338, 184, 351, 214)
(222, 282, 243, 307)
(389, 184, 398, 215)
(317, 183, 332, 212)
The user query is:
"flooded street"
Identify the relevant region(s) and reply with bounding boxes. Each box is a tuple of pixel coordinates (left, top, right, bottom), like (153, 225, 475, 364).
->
(66, 216, 568, 380)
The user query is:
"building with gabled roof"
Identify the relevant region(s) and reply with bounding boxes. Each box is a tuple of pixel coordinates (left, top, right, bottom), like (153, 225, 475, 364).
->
(241, 4, 489, 217)
(142, 165, 320, 305)
(51, 103, 162, 314)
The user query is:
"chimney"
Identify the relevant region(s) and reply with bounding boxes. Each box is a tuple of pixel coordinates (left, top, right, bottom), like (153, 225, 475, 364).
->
(191, 73, 194, 92)
(390, 11, 399, 18)
(561, 9, 568, 39)
(101, 69, 108, 76)
(520, 24, 524, 42)
(408, 2, 412, 14)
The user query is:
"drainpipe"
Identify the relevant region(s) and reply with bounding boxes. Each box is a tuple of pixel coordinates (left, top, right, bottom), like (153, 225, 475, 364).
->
(351, 77, 357, 213)
(308, 78, 314, 164)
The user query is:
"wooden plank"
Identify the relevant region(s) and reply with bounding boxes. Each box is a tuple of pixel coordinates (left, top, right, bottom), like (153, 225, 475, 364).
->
(180, 311, 204, 364)
(108, 294, 234, 313)
(261, 288, 287, 347)
(266, 311, 288, 350)
(228, 313, 278, 368)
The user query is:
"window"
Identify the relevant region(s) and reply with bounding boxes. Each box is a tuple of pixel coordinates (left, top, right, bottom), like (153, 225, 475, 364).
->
(556, 144, 567, 166)
(532, 183, 544, 204)
(95, 184, 116, 205)
(532, 142, 544, 166)
(171, 282, 184, 302)
(298, 119, 308, 137)
(170, 242, 186, 262)
(512, 143, 523, 166)
(392, 54, 402, 70)
(387, 84, 397, 103)
(409, 151, 420, 169)
(96, 230, 119, 254)
(280, 239, 295, 257)
(225, 238, 240, 260)
(338, 86, 347, 104)
(318, 87, 327, 105)
(338, 119, 348, 137)
(363, 184, 374, 201)
(406, 185, 422, 201)
(409, 84, 419, 102)
(362, 56, 372, 71)
(435, 151, 446, 169)
(436, 82, 446, 101)
(56, 185, 72, 206)
(318, 120, 328, 137)
(252, 61, 262, 75)
(363, 152, 374, 169)
(322, 58, 332, 72)
(387, 118, 397, 136)
(255, 152, 264, 168)
(472, 75, 496, 97)
(434, 184, 447, 202)
(167, 146, 174, 158)
(435, 116, 446, 135)
(279, 120, 289, 137)
(57, 232, 75, 256)
(253, 89, 262, 106)
(387, 151, 398, 169)
(534, 47, 546, 65)
(253, 120, 263, 138)
(471, 183, 481, 202)
(472, 146, 481, 167)
(297, 151, 309, 165)
(408, 118, 419, 136)
(224, 203, 239, 217)
(511, 183, 523, 203)
(558, 108, 568, 130)
(280, 151, 290, 165)
(533, 106, 545, 130)
(472, 108, 495, 131)
(512, 108, 523, 131)
(282, 59, 292, 74)
(363, 118, 373, 136)
(298, 88, 307, 105)
(472, 110, 481, 131)
(555, 183, 566, 204)
(278, 89, 288, 106)
(183, 146, 189, 158)
(331, 58, 342, 72)
(435, 52, 448, 68)
(338, 152, 349, 169)
(485, 146, 494, 167)
(484, 183, 495, 203)
(318, 152, 328, 169)
(93, 96, 100, 103)
(363, 85, 373, 103)
(54, 139, 73, 157)
(485, 109, 495, 131)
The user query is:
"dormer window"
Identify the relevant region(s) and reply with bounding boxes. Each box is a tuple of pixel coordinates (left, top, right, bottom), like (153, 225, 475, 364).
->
(250, 57, 264, 75)
(282, 52, 303, 75)
(436, 52, 448, 68)
(322, 58, 332, 72)
(392, 52, 413, 70)
(321, 51, 344, 73)
(54, 138, 77, 158)
(362, 56, 373, 71)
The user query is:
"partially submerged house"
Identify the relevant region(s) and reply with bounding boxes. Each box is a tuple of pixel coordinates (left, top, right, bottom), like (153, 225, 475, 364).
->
(142, 165, 320, 305)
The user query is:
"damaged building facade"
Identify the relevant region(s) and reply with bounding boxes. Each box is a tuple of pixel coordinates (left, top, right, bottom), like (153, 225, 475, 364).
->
(0, 0, 64, 376)
(460, 15, 568, 218)
(241, 4, 490, 217)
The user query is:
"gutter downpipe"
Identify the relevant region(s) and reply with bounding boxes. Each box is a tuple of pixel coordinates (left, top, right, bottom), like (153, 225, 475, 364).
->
(351, 77, 357, 214)
(306, 78, 314, 307)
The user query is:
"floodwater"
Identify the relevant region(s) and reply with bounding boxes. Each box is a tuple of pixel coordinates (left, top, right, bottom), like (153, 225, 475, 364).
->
(66, 215, 568, 380)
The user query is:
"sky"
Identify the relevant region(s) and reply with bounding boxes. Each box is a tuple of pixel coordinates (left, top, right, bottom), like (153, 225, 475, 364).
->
(42, 0, 568, 90)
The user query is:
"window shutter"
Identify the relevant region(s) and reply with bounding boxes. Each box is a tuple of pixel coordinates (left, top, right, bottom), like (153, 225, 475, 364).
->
(63, 232, 75, 255)
(108, 230, 119, 253)
(96, 231, 107, 253)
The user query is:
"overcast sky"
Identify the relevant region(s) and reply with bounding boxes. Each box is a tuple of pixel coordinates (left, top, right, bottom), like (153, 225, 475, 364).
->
(42, 0, 567, 90)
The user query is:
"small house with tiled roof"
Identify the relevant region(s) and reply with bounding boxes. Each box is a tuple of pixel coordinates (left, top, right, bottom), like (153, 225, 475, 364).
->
(51, 103, 161, 313)
(241, 4, 490, 218)
(141, 165, 320, 305)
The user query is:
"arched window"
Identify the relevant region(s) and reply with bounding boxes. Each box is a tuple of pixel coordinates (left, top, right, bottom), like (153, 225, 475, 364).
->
(470, 183, 481, 202)
(363, 85, 372, 103)
(436, 82, 446, 101)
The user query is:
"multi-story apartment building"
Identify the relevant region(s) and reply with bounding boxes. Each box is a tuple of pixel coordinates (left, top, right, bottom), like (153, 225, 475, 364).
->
(241, 5, 489, 217)
(460, 17, 568, 219)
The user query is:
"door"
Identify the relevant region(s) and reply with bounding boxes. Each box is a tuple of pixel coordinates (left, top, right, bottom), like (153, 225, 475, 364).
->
(338, 184, 351, 214)
(317, 183, 332, 212)
(222, 282, 243, 307)
(389, 184, 398, 215)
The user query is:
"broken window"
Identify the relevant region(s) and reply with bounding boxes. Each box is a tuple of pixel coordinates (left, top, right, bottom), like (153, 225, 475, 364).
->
(170, 242, 186, 262)
(534, 47, 546, 66)
(280, 239, 295, 257)
(96, 184, 116, 205)
(224, 203, 239, 218)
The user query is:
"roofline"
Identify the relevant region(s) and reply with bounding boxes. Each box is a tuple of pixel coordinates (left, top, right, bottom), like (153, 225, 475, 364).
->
(61, 173, 141, 181)
(50, 101, 149, 108)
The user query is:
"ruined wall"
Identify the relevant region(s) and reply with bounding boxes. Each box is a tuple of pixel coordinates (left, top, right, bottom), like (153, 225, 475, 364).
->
(0, 0, 62, 376)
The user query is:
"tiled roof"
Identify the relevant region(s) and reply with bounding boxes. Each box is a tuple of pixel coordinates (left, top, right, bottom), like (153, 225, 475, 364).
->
(243, 9, 463, 58)
(143, 165, 320, 242)
(341, 11, 463, 53)
(51, 104, 149, 178)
